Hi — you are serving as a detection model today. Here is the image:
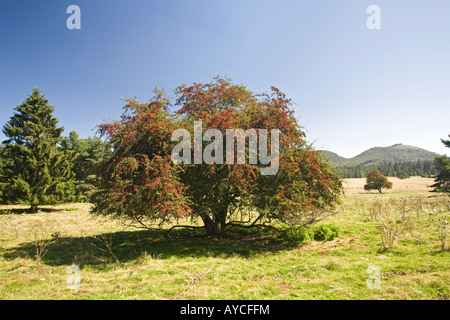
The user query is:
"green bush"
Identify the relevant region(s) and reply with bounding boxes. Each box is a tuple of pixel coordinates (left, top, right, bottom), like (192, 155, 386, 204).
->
(280, 223, 340, 243)
(313, 224, 340, 241)
(280, 227, 314, 243)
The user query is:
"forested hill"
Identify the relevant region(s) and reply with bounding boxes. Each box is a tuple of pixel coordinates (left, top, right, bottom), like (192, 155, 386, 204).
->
(320, 144, 440, 179)
(321, 144, 440, 167)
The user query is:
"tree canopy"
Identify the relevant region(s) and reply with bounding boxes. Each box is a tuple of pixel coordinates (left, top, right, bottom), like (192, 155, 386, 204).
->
(92, 78, 343, 236)
(364, 169, 393, 193)
(61, 131, 112, 201)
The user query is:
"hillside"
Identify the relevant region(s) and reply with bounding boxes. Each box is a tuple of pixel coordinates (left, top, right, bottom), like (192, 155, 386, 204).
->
(320, 151, 347, 166)
(321, 144, 439, 167)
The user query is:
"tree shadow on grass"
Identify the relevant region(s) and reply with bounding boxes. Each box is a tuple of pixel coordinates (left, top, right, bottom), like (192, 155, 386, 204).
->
(1, 227, 296, 268)
(0, 207, 67, 215)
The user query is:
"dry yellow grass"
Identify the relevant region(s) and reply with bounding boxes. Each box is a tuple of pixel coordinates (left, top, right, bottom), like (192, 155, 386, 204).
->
(343, 176, 435, 195)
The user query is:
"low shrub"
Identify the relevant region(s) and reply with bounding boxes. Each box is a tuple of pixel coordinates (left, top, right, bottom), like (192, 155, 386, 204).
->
(280, 227, 314, 243)
(281, 223, 340, 243)
(313, 224, 340, 241)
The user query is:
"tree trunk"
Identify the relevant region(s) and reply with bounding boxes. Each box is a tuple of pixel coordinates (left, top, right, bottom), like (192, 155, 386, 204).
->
(201, 214, 220, 237)
(30, 204, 39, 213)
(218, 207, 227, 237)
(199, 204, 229, 237)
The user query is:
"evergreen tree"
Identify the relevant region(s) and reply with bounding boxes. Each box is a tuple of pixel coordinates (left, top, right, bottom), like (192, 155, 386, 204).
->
(335, 160, 437, 179)
(1, 88, 75, 212)
(431, 135, 450, 192)
(61, 131, 112, 201)
(0, 145, 5, 202)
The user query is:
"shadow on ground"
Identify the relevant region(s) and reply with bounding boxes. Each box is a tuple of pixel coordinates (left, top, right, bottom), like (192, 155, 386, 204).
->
(0, 207, 67, 214)
(1, 228, 296, 267)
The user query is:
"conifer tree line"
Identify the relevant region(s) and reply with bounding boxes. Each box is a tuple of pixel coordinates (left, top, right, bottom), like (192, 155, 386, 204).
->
(0, 88, 111, 211)
(334, 160, 438, 179)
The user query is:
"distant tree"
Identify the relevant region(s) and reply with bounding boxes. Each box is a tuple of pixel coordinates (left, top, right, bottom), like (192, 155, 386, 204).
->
(61, 131, 112, 201)
(364, 170, 393, 193)
(431, 135, 450, 192)
(397, 170, 409, 180)
(1, 88, 75, 212)
(335, 160, 437, 179)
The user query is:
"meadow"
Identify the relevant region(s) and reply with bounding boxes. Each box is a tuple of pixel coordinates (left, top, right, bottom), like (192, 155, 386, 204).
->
(0, 177, 448, 300)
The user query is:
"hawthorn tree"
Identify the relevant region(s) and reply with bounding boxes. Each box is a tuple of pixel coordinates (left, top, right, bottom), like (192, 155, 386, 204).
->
(364, 169, 393, 193)
(1, 88, 75, 212)
(431, 135, 450, 192)
(92, 78, 343, 236)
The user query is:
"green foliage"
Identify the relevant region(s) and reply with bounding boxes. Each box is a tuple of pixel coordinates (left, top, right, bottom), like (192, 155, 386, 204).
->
(61, 131, 112, 201)
(281, 227, 314, 243)
(281, 223, 340, 243)
(313, 223, 340, 241)
(334, 160, 437, 179)
(0, 145, 5, 203)
(0, 88, 75, 211)
(431, 135, 450, 192)
(364, 170, 393, 193)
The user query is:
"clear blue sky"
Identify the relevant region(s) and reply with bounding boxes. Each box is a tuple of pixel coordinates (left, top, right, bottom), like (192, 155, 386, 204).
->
(1, 0, 449, 157)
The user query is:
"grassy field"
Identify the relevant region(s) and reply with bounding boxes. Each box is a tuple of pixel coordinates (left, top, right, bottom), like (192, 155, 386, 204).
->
(0, 177, 449, 300)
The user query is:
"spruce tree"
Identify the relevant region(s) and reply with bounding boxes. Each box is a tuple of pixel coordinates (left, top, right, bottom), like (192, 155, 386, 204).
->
(1, 88, 75, 212)
(432, 135, 450, 192)
(0, 145, 5, 202)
